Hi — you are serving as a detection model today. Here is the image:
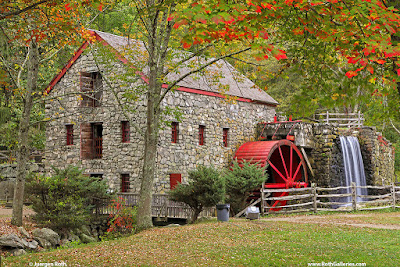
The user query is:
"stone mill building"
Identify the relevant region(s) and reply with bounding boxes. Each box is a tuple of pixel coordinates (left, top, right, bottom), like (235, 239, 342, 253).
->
(44, 30, 278, 194)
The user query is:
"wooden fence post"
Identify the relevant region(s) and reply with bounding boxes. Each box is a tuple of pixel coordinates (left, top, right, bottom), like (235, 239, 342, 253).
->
(326, 111, 329, 124)
(392, 183, 396, 210)
(351, 182, 357, 211)
(312, 183, 317, 213)
(261, 181, 265, 216)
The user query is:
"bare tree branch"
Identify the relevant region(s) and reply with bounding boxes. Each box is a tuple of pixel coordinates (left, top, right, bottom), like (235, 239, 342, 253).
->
(0, 0, 49, 20)
(157, 47, 251, 107)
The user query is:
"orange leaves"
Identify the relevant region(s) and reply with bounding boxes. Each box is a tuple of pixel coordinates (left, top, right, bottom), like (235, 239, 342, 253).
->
(293, 28, 304, 35)
(346, 71, 358, 78)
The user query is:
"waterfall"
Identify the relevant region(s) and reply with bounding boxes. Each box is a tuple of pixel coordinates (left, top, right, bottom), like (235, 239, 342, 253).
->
(339, 136, 368, 203)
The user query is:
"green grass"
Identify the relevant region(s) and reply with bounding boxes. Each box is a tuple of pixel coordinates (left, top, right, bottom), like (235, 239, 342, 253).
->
(3, 216, 400, 267)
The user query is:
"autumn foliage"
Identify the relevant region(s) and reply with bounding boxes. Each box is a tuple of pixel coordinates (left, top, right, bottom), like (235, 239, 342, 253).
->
(105, 197, 137, 238)
(174, 0, 400, 88)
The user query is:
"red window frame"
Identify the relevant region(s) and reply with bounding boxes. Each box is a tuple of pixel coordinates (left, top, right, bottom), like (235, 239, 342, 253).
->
(121, 174, 130, 192)
(121, 121, 130, 143)
(223, 128, 229, 147)
(66, 125, 73, 145)
(199, 125, 205, 145)
(170, 173, 182, 190)
(171, 122, 178, 143)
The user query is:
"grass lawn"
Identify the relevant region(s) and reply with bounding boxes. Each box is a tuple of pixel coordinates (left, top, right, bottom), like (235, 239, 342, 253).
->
(3, 215, 400, 267)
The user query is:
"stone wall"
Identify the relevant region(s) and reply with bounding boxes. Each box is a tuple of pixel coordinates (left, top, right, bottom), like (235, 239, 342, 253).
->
(309, 124, 343, 187)
(45, 51, 276, 193)
(310, 125, 395, 187)
(0, 163, 44, 200)
(358, 127, 395, 185)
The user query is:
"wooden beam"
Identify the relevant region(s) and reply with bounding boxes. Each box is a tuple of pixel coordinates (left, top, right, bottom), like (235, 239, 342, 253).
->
(301, 147, 314, 177)
(234, 198, 261, 218)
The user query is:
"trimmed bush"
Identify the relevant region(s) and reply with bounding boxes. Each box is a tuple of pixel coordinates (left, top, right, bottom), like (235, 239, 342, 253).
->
(26, 165, 113, 230)
(223, 160, 267, 215)
(168, 165, 225, 223)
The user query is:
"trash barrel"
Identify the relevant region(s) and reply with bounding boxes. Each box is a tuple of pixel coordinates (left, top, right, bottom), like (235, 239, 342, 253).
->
(216, 204, 230, 222)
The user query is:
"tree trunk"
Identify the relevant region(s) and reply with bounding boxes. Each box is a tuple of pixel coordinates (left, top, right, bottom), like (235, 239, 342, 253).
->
(136, 86, 160, 231)
(12, 41, 38, 226)
(190, 207, 202, 224)
(136, 30, 162, 230)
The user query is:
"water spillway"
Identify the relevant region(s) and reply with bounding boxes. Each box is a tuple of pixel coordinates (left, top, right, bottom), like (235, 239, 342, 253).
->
(339, 136, 368, 202)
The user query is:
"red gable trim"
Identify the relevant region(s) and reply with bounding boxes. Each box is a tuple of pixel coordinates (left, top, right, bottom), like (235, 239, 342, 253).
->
(45, 31, 277, 107)
(46, 41, 89, 94)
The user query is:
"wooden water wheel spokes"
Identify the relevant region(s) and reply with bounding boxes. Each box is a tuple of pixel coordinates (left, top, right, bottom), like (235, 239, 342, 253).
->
(234, 140, 308, 212)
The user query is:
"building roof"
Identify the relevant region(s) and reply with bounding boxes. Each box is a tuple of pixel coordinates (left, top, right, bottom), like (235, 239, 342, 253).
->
(47, 30, 278, 106)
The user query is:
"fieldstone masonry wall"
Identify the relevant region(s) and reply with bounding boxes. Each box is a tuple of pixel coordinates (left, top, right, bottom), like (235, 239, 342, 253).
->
(0, 163, 44, 200)
(311, 125, 395, 187)
(257, 122, 395, 187)
(45, 51, 276, 193)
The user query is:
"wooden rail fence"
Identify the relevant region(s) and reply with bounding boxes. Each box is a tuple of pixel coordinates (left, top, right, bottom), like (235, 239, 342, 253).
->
(261, 182, 400, 215)
(315, 111, 364, 127)
(98, 193, 215, 220)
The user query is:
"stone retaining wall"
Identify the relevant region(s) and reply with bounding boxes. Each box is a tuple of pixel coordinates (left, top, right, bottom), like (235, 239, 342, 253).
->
(0, 163, 44, 200)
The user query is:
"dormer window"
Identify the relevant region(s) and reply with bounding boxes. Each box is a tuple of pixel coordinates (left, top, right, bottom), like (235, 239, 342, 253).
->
(80, 72, 102, 107)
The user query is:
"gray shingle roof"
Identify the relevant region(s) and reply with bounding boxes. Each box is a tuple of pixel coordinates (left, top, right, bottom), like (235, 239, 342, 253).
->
(94, 30, 278, 105)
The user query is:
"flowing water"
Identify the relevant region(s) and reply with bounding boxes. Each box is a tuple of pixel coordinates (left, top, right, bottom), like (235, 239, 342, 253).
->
(339, 136, 368, 203)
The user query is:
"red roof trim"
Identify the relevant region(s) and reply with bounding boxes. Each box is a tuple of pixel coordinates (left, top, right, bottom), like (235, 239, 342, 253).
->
(46, 41, 89, 94)
(45, 31, 277, 107)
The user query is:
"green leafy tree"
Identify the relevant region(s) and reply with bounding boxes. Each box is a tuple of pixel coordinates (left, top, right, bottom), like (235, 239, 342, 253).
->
(168, 165, 225, 223)
(26, 165, 113, 230)
(224, 160, 267, 215)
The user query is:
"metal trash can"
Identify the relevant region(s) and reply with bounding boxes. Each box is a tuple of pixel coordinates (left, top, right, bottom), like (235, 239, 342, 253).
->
(216, 204, 230, 222)
(246, 206, 260, 220)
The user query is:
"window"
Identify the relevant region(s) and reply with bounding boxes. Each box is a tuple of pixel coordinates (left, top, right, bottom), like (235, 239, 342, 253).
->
(199, 125, 205, 145)
(121, 174, 130, 192)
(80, 72, 102, 107)
(90, 173, 103, 179)
(169, 173, 182, 190)
(93, 123, 103, 159)
(66, 125, 73, 145)
(171, 122, 178, 143)
(223, 128, 229, 147)
(80, 122, 103, 159)
(121, 121, 130, 143)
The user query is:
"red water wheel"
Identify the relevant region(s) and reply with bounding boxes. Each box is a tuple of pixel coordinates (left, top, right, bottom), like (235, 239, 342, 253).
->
(233, 140, 308, 212)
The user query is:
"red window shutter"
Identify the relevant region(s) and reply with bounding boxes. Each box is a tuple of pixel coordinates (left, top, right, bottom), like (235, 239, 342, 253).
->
(223, 128, 229, 147)
(171, 122, 178, 143)
(121, 174, 130, 192)
(199, 125, 205, 145)
(170, 173, 182, 190)
(121, 121, 130, 143)
(66, 125, 73, 145)
(80, 123, 93, 159)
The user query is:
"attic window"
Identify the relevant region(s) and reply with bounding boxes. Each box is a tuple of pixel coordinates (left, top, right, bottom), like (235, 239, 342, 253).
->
(80, 72, 102, 107)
